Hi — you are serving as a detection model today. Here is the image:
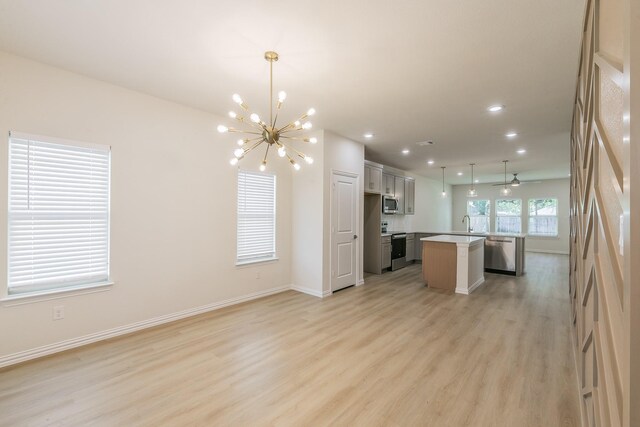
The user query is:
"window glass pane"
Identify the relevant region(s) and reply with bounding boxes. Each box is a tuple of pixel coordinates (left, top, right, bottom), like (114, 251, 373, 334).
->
(496, 199, 521, 215)
(496, 217, 521, 233)
(467, 200, 490, 216)
(529, 198, 558, 216)
(237, 170, 276, 263)
(529, 217, 558, 236)
(8, 134, 111, 295)
(467, 200, 490, 232)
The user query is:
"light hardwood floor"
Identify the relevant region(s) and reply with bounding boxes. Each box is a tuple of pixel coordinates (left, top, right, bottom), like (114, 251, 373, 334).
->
(0, 253, 580, 426)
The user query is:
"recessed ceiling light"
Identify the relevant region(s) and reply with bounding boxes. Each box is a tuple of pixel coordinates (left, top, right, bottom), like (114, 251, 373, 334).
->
(488, 105, 505, 112)
(457, 172, 463, 176)
(427, 160, 434, 165)
(505, 132, 518, 138)
(363, 133, 374, 138)
(402, 149, 410, 155)
(517, 149, 526, 154)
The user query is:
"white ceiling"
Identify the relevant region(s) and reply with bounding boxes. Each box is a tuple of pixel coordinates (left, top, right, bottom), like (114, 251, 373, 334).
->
(0, 0, 585, 184)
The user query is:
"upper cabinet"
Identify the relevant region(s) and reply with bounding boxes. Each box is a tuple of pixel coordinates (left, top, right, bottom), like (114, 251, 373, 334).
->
(405, 178, 415, 215)
(382, 173, 395, 196)
(394, 176, 405, 214)
(364, 164, 382, 194)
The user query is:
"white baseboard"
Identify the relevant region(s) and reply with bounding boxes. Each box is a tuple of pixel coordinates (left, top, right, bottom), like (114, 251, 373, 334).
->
(357, 278, 365, 286)
(526, 249, 570, 255)
(290, 285, 324, 298)
(0, 285, 290, 369)
(323, 290, 332, 297)
(456, 276, 485, 295)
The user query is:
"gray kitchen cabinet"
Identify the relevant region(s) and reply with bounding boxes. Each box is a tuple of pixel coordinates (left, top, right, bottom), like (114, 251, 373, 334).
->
(405, 178, 415, 215)
(381, 235, 391, 271)
(382, 173, 395, 196)
(364, 165, 382, 194)
(406, 233, 415, 261)
(394, 176, 405, 214)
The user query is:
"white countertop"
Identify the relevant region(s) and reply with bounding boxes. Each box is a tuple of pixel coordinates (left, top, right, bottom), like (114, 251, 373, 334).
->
(421, 234, 485, 246)
(417, 231, 526, 238)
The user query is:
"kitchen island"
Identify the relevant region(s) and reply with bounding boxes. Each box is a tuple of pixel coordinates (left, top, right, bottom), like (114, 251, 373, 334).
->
(421, 235, 485, 294)
(415, 231, 525, 276)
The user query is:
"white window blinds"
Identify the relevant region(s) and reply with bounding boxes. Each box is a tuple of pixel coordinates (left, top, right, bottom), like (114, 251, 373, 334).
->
(8, 132, 111, 295)
(237, 170, 276, 264)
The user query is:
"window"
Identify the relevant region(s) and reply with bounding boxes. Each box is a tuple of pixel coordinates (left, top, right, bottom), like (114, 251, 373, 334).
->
(467, 199, 490, 233)
(528, 198, 558, 236)
(237, 170, 276, 264)
(8, 132, 111, 295)
(495, 199, 522, 233)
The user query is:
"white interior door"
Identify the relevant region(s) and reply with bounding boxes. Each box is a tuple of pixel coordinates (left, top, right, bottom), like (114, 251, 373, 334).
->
(332, 172, 358, 292)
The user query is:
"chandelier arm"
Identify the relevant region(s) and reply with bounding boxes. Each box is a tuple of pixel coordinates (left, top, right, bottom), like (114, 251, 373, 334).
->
(282, 143, 306, 159)
(262, 144, 270, 164)
(229, 129, 263, 135)
(243, 140, 265, 156)
(272, 110, 280, 129)
(279, 126, 303, 134)
(279, 135, 309, 141)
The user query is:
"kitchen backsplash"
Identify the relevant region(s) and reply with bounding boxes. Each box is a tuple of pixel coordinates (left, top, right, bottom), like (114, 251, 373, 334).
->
(382, 214, 415, 232)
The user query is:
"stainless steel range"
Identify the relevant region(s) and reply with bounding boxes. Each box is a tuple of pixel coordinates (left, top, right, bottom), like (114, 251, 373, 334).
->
(391, 233, 407, 271)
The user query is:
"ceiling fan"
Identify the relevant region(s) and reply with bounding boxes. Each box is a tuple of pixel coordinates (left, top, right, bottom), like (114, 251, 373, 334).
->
(491, 172, 542, 187)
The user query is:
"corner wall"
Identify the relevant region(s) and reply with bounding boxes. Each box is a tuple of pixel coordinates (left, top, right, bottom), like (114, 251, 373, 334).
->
(0, 51, 293, 362)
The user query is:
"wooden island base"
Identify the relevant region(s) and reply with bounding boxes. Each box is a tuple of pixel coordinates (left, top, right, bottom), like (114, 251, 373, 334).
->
(421, 235, 485, 294)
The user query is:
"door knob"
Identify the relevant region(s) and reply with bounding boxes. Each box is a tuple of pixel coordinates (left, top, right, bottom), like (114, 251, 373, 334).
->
(353, 234, 358, 239)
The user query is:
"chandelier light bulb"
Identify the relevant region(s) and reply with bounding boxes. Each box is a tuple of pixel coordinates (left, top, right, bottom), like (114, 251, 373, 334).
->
(278, 91, 287, 102)
(501, 186, 512, 196)
(441, 191, 447, 198)
(259, 162, 267, 172)
(217, 125, 229, 133)
(228, 111, 237, 119)
(292, 161, 301, 171)
(467, 188, 477, 197)
(294, 120, 301, 127)
(250, 113, 261, 123)
(304, 156, 314, 164)
(278, 146, 287, 157)
(232, 94, 243, 105)
(237, 139, 245, 146)
(309, 137, 318, 144)
(230, 158, 239, 166)
(307, 108, 316, 116)
(234, 148, 245, 158)
(302, 121, 312, 130)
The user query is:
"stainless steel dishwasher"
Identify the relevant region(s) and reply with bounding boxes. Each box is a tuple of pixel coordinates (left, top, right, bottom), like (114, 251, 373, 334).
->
(484, 236, 525, 276)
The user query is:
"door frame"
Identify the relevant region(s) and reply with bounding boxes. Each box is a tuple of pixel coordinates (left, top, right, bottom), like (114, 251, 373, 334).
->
(330, 169, 360, 293)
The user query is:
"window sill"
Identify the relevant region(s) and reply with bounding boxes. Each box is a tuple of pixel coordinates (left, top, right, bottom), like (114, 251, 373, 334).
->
(527, 234, 559, 239)
(235, 257, 279, 267)
(1, 281, 114, 306)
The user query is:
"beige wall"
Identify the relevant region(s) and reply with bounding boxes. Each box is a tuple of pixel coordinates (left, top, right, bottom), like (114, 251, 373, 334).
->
(451, 178, 570, 254)
(0, 51, 294, 361)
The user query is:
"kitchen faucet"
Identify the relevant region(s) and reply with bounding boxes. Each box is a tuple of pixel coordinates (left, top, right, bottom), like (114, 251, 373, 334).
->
(462, 215, 472, 233)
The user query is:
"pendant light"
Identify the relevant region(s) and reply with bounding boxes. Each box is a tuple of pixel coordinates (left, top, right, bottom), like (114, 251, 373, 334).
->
(467, 163, 477, 197)
(500, 160, 512, 196)
(441, 166, 447, 198)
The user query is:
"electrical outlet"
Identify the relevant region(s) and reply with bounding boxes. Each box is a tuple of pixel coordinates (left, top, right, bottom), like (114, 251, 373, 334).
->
(52, 305, 65, 320)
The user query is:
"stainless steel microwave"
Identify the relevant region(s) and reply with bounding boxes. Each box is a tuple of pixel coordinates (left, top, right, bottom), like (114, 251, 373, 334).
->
(382, 196, 399, 214)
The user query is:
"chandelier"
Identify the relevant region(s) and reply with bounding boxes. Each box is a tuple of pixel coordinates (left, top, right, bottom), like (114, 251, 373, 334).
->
(217, 51, 317, 171)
